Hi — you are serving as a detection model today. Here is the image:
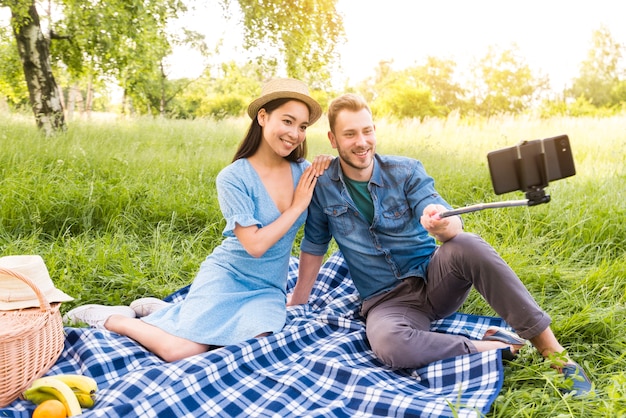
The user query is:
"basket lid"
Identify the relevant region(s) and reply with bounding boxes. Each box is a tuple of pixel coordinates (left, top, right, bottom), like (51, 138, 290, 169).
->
(0, 255, 74, 311)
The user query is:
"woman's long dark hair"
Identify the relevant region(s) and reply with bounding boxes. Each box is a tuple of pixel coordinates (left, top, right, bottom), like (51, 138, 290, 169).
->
(232, 98, 309, 162)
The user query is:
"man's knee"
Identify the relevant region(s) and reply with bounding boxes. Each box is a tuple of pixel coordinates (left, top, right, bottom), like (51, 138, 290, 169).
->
(447, 231, 484, 248)
(440, 232, 495, 260)
(366, 324, 424, 369)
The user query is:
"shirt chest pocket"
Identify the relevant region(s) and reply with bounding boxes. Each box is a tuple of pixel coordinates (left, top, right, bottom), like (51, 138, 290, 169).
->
(380, 203, 412, 233)
(324, 204, 357, 235)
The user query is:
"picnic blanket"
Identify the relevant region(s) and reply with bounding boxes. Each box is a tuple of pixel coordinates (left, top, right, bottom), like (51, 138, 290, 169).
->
(2, 251, 508, 417)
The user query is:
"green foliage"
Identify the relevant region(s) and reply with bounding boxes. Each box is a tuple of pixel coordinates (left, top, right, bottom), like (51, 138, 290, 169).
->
(44, 0, 205, 117)
(0, 0, 32, 32)
(567, 96, 618, 117)
(372, 83, 440, 119)
(0, 27, 29, 108)
(610, 79, 626, 104)
(539, 96, 623, 118)
(197, 95, 247, 119)
(2, 3, 626, 123)
(226, 0, 344, 86)
(568, 25, 625, 108)
(357, 58, 466, 120)
(470, 44, 549, 116)
(170, 61, 262, 118)
(406, 56, 467, 112)
(53, 0, 188, 78)
(537, 98, 569, 118)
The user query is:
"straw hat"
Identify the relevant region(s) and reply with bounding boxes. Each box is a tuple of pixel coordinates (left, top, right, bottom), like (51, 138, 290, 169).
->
(0, 255, 74, 310)
(247, 78, 323, 124)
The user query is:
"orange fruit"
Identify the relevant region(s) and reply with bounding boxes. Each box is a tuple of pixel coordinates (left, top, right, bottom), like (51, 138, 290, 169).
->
(32, 399, 67, 418)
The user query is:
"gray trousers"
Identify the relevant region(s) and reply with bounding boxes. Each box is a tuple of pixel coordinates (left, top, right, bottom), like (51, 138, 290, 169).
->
(361, 232, 552, 369)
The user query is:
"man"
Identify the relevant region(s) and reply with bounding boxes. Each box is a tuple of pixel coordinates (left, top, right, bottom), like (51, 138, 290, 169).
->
(290, 93, 591, 395)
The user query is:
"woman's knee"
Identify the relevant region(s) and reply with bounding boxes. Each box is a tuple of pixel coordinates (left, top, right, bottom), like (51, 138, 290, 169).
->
(158, 340, 207, 362)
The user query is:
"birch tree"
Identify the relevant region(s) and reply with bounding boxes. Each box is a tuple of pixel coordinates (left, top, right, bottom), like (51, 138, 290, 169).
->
(3, 0, 65, 134)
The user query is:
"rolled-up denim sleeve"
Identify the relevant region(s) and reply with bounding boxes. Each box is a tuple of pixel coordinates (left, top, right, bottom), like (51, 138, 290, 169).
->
(300, 238, 328, 255)
(300, 192, 332, 256)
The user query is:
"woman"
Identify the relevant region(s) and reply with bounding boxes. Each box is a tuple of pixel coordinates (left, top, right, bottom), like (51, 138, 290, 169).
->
(65, 78, 327, 362)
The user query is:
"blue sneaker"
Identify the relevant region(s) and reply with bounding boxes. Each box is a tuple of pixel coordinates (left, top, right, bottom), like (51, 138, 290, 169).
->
(482, 326, 527, 360)
(561, 362, 593, 396)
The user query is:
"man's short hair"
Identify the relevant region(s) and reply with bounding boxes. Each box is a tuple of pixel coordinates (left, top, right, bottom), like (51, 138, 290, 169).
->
(327, 93, 371, 132)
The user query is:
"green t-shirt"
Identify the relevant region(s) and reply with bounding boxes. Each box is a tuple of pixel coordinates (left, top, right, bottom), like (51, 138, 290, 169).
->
(344, 177, 374, 224)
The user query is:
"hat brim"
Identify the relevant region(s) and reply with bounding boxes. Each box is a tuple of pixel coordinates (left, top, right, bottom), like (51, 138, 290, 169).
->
(0, 288, 73, 311)
(247, 91, 323, 125)
(0, 254, 74, 311)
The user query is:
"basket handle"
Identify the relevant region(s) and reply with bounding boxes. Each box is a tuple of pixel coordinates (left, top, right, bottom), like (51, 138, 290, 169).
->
(0, 267, 52, 312)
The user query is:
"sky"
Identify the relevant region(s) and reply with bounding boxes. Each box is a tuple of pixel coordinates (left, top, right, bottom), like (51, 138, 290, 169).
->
(334, 0, 626, 89)
(169, 0, 626, 91)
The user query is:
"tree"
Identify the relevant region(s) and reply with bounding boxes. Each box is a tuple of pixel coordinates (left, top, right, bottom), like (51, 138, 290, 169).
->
(470, 44, 548, 116)
(51, 0, 198, 117)
(404, 57, 466, 115)
(171, 61, 265, 119)
(373, 82, 440, 120)
(363, 61, 440, 119)
(568, 26, 625, 108)
(224, 0, 344, 88)
(357, 58, 465, 119)
(2, 0, 65, 134)
(612, 80, 626, 106)
(2, 0, 346, 122)
(0, 0, 202, 122)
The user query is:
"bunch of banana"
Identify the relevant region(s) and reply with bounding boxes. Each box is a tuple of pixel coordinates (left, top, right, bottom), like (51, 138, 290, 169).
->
(23, 374, 98, 416)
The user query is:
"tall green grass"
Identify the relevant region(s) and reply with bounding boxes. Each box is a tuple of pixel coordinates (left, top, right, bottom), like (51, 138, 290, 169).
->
(1, 112, 625, 417)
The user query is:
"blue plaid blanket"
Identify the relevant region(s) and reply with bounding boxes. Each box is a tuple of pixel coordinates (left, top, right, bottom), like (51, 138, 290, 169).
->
(2, 252, 507, 417)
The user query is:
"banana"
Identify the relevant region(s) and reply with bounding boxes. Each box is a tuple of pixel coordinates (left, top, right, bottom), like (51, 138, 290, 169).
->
(49, 374, 98, 394)
(73, 391, 96, 408)
(26, 377, 83, 416)
(22, 387, 58, 404)
(48, 374, 98, 408)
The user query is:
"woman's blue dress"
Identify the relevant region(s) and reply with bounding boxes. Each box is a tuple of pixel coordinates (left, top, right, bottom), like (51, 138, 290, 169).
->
(142, 158, 309, 346)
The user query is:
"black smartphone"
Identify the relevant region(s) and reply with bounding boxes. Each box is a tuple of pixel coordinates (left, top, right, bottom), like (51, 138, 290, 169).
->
(487, 135, 576, 195)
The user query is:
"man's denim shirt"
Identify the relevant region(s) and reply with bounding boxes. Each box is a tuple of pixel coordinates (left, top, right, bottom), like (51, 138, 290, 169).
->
(300, 154, 452, 300)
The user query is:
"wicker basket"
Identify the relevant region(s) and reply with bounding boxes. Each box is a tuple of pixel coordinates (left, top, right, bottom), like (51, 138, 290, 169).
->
(0, 267, 65, 407)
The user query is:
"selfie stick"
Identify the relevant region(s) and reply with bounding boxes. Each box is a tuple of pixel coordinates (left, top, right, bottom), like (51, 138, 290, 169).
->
(439, 143, 552, 218)
(438, 191, 550, 218)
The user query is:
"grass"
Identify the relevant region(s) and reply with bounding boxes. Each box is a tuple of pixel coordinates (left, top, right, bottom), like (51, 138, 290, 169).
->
(1, 112, 625, 417)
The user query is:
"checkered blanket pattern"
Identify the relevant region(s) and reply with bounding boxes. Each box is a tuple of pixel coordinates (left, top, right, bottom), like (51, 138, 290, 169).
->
(2, 251, 506, 417)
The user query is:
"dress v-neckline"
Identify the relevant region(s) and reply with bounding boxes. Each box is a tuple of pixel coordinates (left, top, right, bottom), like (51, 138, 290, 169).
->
(244, 159, 294, 214)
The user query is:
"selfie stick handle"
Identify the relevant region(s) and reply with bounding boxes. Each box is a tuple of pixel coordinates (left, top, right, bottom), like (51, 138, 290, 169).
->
(438, 200, 530, 218)
(439, 194, 551, 218)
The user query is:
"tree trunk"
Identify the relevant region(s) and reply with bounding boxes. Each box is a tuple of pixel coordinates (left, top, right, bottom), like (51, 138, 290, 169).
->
(67, 82, 77, 120)
(86, 75, 93, 118)
(121, 88, 126, 116)
(57, 84, 66, 112)
(11, 2, 66, 135)
(159, 61, 166, 117)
